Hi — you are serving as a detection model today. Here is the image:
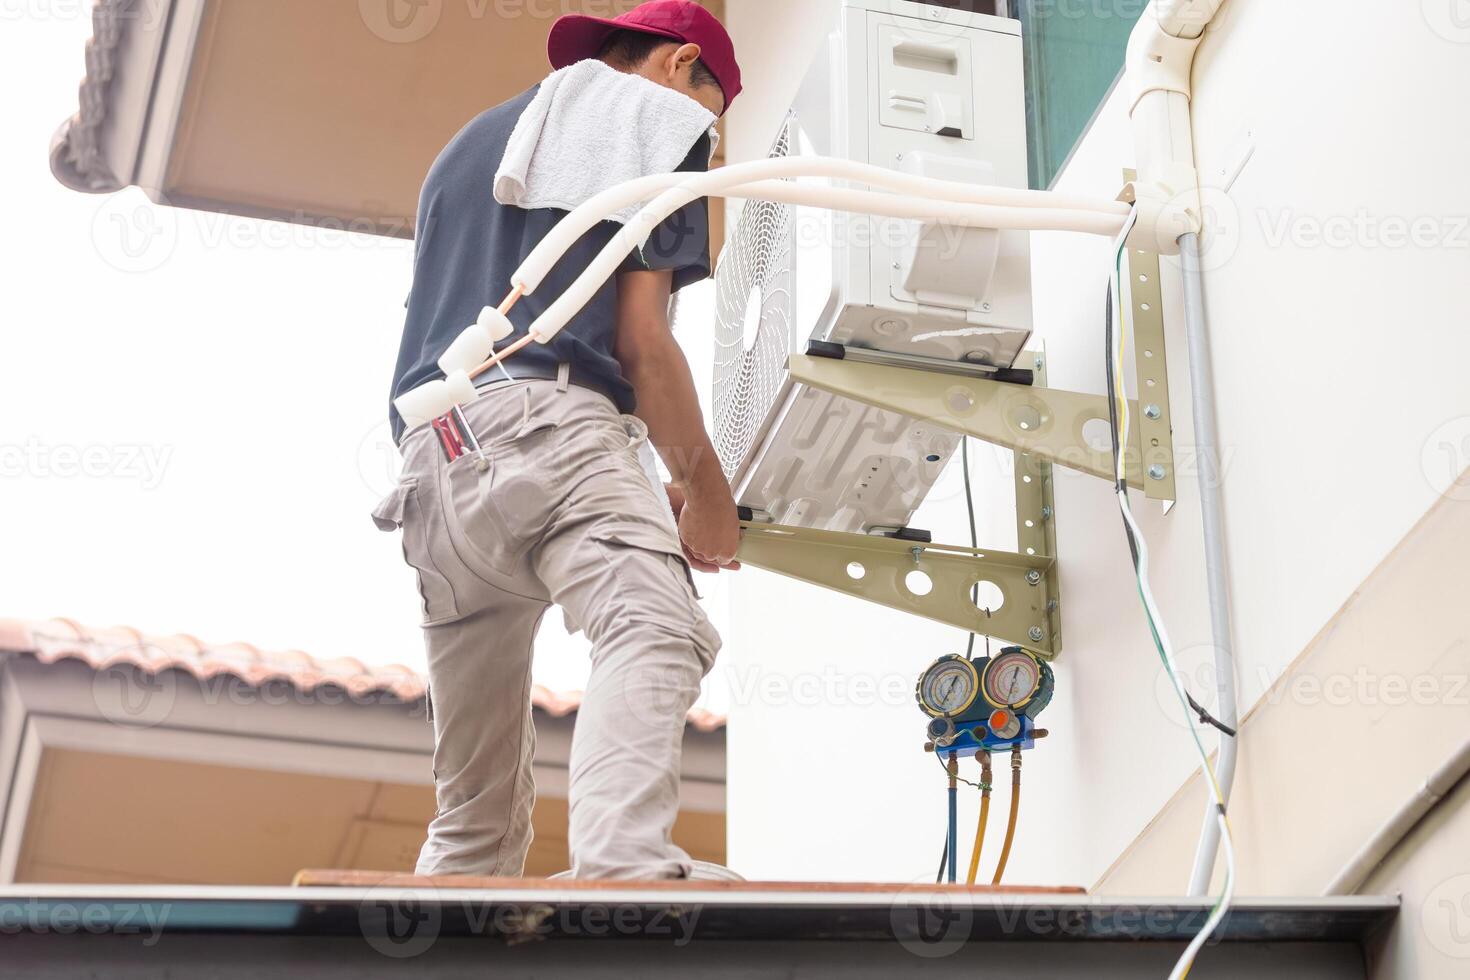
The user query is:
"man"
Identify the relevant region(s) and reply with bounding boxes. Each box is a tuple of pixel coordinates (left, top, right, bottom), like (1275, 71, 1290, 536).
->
(375, 1, 743, 880)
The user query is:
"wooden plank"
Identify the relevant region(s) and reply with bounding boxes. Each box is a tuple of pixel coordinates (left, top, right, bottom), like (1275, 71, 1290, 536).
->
(293, 868, 1086, 894)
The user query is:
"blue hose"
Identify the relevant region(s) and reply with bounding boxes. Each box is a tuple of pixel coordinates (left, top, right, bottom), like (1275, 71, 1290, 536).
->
(947, 752, 959, 883)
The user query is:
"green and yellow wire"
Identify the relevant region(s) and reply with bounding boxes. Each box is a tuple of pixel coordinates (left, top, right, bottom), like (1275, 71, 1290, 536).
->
(1108, 213, 1237, 980)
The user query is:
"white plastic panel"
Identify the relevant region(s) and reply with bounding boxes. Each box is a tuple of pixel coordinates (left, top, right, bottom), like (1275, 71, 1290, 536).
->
(877, 24, 974, 139)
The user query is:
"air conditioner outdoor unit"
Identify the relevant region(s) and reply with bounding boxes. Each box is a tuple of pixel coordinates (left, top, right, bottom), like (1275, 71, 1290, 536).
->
(712, 0, 1032, 534)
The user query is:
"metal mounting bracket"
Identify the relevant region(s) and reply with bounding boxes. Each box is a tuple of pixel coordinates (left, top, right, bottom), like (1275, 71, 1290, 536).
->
(734, 349, 1063, 659)
(1013, 351, 1062, 652)
(1127, 246, 1178, 502)
(736, 522, 1060, 660)
(787, 346, 1172, 503)
(787, 231, 1177, 504)
(1122, 168, 1179, 502)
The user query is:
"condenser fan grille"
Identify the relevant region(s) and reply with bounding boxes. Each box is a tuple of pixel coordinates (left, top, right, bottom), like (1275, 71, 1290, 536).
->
(712, 120, 794, 479)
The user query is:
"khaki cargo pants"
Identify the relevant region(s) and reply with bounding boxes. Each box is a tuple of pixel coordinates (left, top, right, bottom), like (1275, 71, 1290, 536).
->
(373, 372, 721, 879)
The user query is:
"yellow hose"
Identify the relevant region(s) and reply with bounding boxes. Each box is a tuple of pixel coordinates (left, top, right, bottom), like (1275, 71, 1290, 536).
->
(965, 753, 993, 885)
(991, 747, 1023, 885)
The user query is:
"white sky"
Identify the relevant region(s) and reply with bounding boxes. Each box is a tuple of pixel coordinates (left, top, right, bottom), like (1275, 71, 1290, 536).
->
(0, 11, 734, 707)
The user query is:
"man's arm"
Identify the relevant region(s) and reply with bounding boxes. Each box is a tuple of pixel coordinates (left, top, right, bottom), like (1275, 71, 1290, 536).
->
(614, 268, 740, 572)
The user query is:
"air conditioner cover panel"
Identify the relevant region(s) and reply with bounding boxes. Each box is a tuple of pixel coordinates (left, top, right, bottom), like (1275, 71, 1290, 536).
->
(712, 7, 1031, 534)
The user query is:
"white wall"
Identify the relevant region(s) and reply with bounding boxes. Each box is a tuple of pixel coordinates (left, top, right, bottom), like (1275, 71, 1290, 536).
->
(723, 0, 1470, 888)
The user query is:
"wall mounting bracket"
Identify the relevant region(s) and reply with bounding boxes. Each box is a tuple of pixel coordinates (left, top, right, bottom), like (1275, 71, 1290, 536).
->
(733, 224, 1177, 652)
(789, 245, 1177, 504)
(735, 352, 1064, 659)
(736, 523, 1060, 660)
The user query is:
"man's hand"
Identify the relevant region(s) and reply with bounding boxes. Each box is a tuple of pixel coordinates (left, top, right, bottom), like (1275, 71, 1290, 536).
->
(666, 484, 741, 573)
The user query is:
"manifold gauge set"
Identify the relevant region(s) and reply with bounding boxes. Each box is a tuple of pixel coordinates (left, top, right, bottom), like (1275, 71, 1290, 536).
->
(916, 648, 1054, 757)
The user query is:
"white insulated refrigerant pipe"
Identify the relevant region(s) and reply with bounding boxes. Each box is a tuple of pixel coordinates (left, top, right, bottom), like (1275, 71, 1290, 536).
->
(1123, 0, 1236, 899)
(393, 157, 1130, 427)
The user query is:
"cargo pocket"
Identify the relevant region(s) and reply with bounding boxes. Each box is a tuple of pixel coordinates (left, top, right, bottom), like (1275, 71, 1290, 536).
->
(588, 528, 696, 620)
(373, 478, 460, 626)
(591, 525, 721, 672)
(443, 417, 559, 578)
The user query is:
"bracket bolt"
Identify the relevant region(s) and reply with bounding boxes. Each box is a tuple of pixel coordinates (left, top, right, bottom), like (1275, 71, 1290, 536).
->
(1047, 599, 1059, 612)
(1028, 626, 1045, 643)
(1025, 570, 1042, 585)
(1041, 506, 1053, 520)
(1148, 464, 1167, 481)
(910, 546, 924, 564)
(1144, 404, 1162, 420)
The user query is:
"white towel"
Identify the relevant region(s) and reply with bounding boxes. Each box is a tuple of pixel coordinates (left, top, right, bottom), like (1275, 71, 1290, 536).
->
(494, 59, 718, 224)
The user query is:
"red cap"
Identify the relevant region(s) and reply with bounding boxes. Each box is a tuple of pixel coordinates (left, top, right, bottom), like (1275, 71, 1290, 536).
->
(547, 0, 742, 115)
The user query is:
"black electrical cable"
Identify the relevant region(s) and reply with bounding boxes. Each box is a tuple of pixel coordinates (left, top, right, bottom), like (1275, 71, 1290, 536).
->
(936, 837, 949, 884)
(1104, 284, 1237, 741)
(962, 437, 980, 659)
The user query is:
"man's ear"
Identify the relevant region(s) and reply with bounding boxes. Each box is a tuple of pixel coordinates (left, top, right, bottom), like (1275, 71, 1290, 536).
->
(667, 41, 703, 81)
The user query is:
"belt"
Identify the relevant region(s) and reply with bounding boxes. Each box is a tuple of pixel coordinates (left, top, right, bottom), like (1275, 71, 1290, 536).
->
(427, 363, 575, 463)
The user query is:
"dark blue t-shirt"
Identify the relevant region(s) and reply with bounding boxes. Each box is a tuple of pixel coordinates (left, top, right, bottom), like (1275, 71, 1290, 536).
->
(389, 85, 712, 442)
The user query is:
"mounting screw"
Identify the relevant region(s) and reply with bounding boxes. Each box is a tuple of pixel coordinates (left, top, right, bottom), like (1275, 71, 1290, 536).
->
(981, 302, 992, 312)
(1047, 599, 1059, 612)
(1033, 356, 1043, 369)
(1148, 464, 1167, 481)
(892, 262, 902, 271)
(1041, 505, 1053, 520)
(910, 546, 924, 564)
(1028, 626, 1045, 642)
(1144, 404, 1161, 420)
(1025, 570, 1042, 586)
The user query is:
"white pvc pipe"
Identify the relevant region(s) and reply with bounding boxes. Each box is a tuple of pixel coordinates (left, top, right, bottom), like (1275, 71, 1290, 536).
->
(396, 160, 1126, 422)
(513, 155, 1130, 294)
(1127, 0, 1237, 897)
(525, 169, 1127, 343)
(1179, 232, 1241, 897)
(726, 181, 1127, 235)
(1322, 737, 1470, 895)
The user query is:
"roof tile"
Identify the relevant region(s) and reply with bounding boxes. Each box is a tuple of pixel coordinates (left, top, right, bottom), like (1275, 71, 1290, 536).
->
(0, 618, 725, 731)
